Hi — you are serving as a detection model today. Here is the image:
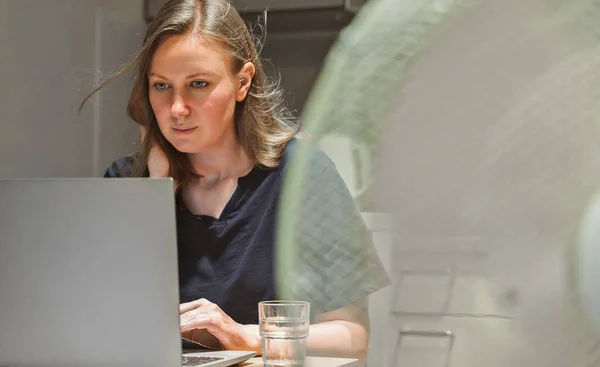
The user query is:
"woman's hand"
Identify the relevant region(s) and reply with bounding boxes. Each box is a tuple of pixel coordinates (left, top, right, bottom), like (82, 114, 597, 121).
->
(179, 298, 261, 354)
(141, 126, 170, 178)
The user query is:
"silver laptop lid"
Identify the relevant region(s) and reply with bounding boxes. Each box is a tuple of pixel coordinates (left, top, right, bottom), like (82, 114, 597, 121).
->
(0, 178, 181, 367)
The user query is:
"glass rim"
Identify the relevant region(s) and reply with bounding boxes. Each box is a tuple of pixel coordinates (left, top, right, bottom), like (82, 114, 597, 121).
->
(259, 300, 309, 307)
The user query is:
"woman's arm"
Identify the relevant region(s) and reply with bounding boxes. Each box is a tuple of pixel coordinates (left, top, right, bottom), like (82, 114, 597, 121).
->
(308, 297, 370, 362)
(181, 297, 371, 365)
(239, 298, 370, 364)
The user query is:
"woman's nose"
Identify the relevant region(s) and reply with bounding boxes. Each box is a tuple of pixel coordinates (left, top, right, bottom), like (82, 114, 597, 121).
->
(170, 95, 190, 119)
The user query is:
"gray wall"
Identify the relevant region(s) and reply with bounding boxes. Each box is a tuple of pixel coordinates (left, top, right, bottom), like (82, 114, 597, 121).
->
(0, 0, 145, 178)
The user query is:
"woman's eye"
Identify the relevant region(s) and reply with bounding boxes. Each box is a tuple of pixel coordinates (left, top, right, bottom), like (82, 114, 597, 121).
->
(153, 83, 170, 90)
(191, 81, 208, 89)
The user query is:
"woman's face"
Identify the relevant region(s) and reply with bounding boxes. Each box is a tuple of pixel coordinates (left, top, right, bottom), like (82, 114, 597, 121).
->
(148, 34, 254, 153)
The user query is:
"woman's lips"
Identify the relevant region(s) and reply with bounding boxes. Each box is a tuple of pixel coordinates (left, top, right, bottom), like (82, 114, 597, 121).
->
(172, 127, 197, 135)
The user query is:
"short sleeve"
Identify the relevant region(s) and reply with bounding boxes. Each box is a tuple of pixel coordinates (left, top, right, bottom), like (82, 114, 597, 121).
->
(103, 152, 148, 178)
(277, 140, 391, 316)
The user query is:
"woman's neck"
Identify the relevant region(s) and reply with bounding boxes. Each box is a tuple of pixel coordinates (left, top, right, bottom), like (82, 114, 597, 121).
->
(186, 132, 254, 186)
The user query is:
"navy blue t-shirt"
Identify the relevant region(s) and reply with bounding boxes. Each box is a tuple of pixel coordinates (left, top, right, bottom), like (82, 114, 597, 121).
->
(104, 152, 285, 325)
(104, 139, 390, 326)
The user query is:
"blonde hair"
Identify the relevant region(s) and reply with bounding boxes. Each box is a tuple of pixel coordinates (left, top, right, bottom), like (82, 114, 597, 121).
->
(81, 0, 298, 187)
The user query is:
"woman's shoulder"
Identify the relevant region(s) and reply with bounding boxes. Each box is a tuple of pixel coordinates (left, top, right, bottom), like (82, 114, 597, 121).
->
(103, 152, 147, 178)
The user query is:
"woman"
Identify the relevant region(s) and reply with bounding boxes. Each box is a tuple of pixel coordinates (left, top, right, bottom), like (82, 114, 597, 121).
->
(81, 0, 389, 362)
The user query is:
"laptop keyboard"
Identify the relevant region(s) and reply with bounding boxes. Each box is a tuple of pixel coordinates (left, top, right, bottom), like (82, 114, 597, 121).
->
(182, 355, 225, 366)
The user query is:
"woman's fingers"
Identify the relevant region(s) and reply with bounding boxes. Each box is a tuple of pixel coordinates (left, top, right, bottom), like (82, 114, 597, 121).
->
(179, 300, 252, 351)
(179, 298, 211, 314)
(180, 313, 214, 332)
(180, 300, 221, 331)
(181, 310, 226, 334)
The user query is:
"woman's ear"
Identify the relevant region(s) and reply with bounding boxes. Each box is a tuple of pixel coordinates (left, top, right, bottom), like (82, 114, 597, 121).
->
(236, 62, 256, 102)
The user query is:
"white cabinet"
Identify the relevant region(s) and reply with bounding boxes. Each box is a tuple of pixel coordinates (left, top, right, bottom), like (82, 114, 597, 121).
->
(145, 0, 367, 21)
(231, 0, 348, 12)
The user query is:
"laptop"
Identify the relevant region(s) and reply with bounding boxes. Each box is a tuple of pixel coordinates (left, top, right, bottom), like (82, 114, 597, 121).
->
(0, 178, 256, 367)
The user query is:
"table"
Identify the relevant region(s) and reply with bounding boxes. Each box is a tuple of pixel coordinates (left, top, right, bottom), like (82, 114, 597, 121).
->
(239, 356, 359, 367)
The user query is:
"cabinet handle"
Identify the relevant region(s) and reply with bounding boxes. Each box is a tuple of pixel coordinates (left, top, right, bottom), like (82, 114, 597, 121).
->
(395, 329, 455, 367)
(400, 329, 454, 339)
